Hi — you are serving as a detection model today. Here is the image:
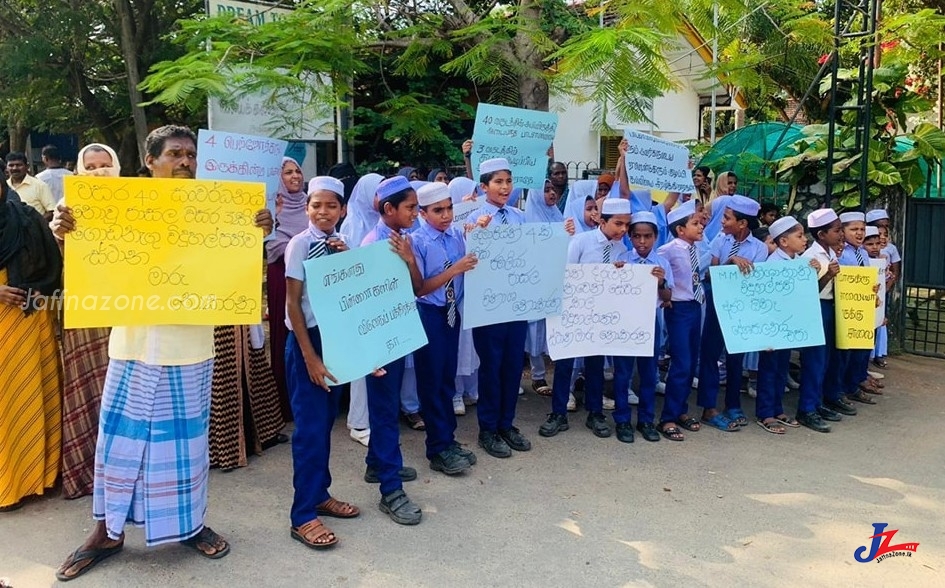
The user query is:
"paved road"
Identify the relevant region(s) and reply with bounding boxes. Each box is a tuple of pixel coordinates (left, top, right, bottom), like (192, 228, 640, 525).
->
(2, 355, 943, 587)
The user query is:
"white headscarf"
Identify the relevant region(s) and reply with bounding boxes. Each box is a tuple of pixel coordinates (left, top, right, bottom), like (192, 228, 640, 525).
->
(339, 173, 383, 248)
(524, 181, 564, 223)
(565, 180, 599, 233)
(76, 143, 121, 177)
(448, 177, 477, 204)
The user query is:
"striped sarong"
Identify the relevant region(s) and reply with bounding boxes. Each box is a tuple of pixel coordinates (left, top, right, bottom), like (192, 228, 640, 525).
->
(92, 358, 213, 546)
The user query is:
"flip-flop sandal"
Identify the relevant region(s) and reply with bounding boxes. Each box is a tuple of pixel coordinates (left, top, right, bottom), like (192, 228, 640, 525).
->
(701, 413, 739, 432)
(756, 419, 786, 435)
(658, 423, 684, 441)
(316, 497, 360, 519)
(723, 408, 749, 427)
(774, 415, 800, 428)
(531, 380, 552, 397)
(861, 385, 884, 395)
(56, 543, 123, 581)
(181, 526, 230, 559)
(291, 519, 339, 550)
(675, 416, 701, 431)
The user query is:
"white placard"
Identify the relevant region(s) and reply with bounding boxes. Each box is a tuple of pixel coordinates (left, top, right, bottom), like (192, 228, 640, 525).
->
(545, 263, 658, 360)
(451, 200, 481, 227)
(870, 258, 888, 328)
(623, 129, 694, 193)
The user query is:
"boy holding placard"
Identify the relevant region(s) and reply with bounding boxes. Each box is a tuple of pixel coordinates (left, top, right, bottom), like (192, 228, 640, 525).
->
(614, 211, 673, 442)
(837, 212, 880, 405)
(470, 158, 532, 458)
(539, 199, 634, 442)
(412, 182, 480, 474)
(655, 200, 705, 442)
(698, 195, 768, 432)
(864, 226, 890, 371)
(754, 217, 814, 434)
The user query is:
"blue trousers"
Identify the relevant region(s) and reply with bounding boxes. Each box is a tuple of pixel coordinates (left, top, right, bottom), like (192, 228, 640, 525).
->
(614, 329, 659, 424)
(365, 357, 406, 496)
(756, 349, 790, 420)
(662, 301, 701, 424)
(844, 349, 872, 394)
(414, 303, 461, 459)
(551, 355, 605, 416)
(803, 300, 844, 408)
(286, 327, 341, 528)
(473, 320, 528, 433)
(697, 287, 743, 412)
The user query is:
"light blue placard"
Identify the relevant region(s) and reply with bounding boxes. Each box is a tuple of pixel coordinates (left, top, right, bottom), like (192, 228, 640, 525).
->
(709, 259, 825, 354)
(196, 129, 288, 215)
(303, 241, 428, 384)
(471, 104, 558, 190)
(462, 223, 569, 329)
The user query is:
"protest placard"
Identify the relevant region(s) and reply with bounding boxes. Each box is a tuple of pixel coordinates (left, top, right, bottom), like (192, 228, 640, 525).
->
(545, 264, 657, 360)
(870, 258, 887, 328)
(471, 103, 558, 190)
(708, 259, 825, 354)
(303, 241, 428, 384)
(451, 200, 481, 227)
(462, 223, 568, 329)
(63, 176, 264, 328)
(196, 129, 287, 216)
(834, 266, 878, 350)
(623, 129, 694, 194)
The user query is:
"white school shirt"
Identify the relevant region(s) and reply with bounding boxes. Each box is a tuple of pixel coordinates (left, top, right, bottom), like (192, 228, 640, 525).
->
(567, 227, 628, 264)
(801, 241, 838, 300)
(882, 243, 901, 264)
(284, 228, 347, 330)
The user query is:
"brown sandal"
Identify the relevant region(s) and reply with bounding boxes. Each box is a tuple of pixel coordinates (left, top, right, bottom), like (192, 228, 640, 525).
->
(291, 519, 338, 550)
(316, 497, 360, 519)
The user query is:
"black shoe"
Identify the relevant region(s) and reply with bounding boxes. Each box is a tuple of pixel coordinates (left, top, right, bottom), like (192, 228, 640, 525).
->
(539, 413, 569, 437)
(498, 427, 531, 452)
(364, 465, 418, 484)
(797, 411, 831, 433)
(574, 375, 585, 393)
(615, 422, 635, 443)
(430, 448, 471, 475)
(585, 412, 612, 438)
(450, 441, 477, 465)
(478, 431, 512, 458)
(824, 398, 857, 416)
(816, 405, 842, 422)
(379, 489, 422, 525)
(636, 422, 661, 442)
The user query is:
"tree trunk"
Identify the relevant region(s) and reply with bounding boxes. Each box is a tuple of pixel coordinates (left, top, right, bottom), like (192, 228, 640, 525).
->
(115, 0, 150, 166)
(515, 0, 549, 111)
(8, 122, 29, 154)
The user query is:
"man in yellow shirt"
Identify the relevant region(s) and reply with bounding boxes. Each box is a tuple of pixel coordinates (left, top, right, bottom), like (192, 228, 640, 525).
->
(54, 125, 273, 582)
(5, 152, 55, 220)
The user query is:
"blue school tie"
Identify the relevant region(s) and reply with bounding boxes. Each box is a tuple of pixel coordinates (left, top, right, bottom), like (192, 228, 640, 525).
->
(603, 242, 613, 264)
(688, 244, 705, 304)
(307, 235, 333, 259)
(444, 259, 457, 328)
(854, 247, 866, 267)
(497, 208, 509, 225)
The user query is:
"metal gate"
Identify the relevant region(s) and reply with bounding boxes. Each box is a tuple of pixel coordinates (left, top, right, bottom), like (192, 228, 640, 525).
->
(903, 197, 945, 357)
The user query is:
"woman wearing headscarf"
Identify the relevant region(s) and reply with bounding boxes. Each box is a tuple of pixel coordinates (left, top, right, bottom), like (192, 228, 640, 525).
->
(448, 177, 478, 203)
(427, 168, 449, 184)
(397, 166, 419, 181)
(51, 144, 120, 499)
(0, 167, 63, 511)
(565, 179, 600, 233)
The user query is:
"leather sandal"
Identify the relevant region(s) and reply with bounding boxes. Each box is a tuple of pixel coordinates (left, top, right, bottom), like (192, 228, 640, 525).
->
(316, 497, 360, 519)
(291, 519, 338, 550)
(181, 526, 230, 559)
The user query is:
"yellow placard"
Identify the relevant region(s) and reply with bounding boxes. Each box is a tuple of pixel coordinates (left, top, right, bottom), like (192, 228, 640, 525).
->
(62, 176, 265, 328)
(834, 266, 879, 350)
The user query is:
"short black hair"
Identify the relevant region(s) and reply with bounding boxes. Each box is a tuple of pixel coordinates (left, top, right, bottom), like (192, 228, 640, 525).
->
(41, 145, 62, 161)
(5, 151, 27, 164)
(752, 226, 770, 241)
(693, 166, 711, 177)
(480, 169, 511, 185)
(379, 188, 416, 213)
(145, 125, 197, 159)
(759, 203, 779, 217)
(307, 188, 345, 205)
(631, 221, 658, 234)
(669, 216, 692, 238)
(732, 209, 760, 232)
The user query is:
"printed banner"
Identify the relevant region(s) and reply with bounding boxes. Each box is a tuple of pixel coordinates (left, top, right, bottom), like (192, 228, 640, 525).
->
(196, 129, 287, 216)
(471, 103, 558, 190)
(462, 223, 569, 329)
(834, 266, 878, 350)
(870, 258, 887, 329)
(623, 129, 694, 193)
(63, 176, 264, 328)
(303, 241, 428, 384)
(709, 259, 825, 354)
(545, 264, 658, 360)
(451, 200, 481, 227)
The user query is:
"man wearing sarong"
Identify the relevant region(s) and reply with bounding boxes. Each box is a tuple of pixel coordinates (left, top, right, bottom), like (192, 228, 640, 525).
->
(56, 125, 273, 582)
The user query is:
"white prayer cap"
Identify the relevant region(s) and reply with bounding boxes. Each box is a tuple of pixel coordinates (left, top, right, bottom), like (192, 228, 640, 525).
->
(479, 158, 511, 175)
(417, 182, 451, 207)
(839, 211, 866, 224)
(865, 209, 889, 223)
(308, 176, 344, 197)
(728, 195, 760, 217)
(865, 226, 880, 238)
(601, 198, 631, 216)
(769, 216, 800, 240)
(631, 211, 659, 226)
(667, 200, 697, 225)
(807, 208, 838, 228)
